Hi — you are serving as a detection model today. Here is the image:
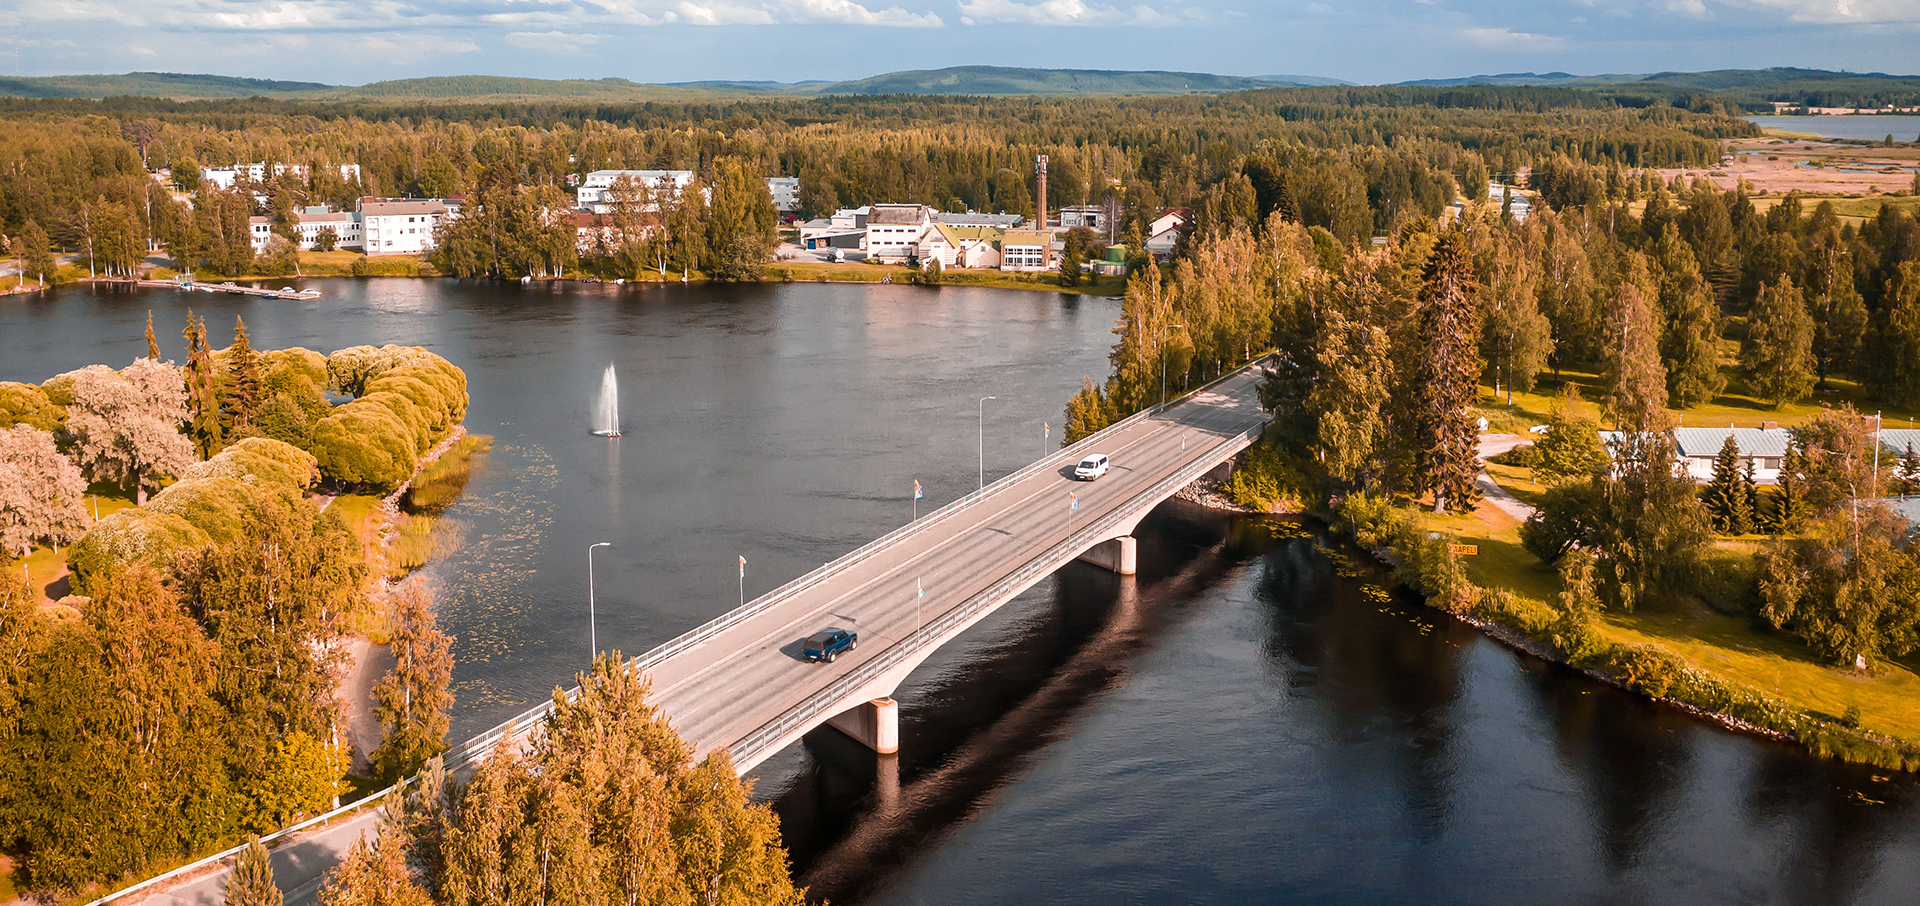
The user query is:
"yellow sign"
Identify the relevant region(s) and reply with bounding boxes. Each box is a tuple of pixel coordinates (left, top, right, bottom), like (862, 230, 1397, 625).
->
(1449, 544, 1479, 556)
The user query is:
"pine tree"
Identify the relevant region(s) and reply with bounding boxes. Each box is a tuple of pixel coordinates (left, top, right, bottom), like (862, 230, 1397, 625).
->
(1740, 456, 1761, 528)
(145, 310, 160, 360)
(1740, 277, 1815, 409)
(182, 312, 222, 457)
(1652, 225, 1724, 407)
(1700, 435, 1754, 534)
(225, 316, 262, 432)
(1763, 446, 1810, 533)
(1899, 443, 1920, 496)
(226, 837, 282, 906)
(1408, 228, 1482, 514)
(370, 585, 454, 783)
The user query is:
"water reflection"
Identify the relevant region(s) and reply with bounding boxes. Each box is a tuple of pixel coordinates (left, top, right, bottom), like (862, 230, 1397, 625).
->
(763, 506, 1920, 906)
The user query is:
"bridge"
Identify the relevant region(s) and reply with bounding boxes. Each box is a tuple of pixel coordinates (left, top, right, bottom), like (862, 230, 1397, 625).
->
(107, 357, 1271, 906)
(463, 356, 1272, 773)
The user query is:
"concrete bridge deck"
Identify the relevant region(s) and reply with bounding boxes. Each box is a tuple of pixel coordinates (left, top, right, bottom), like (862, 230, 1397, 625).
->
(110, 358, 1271, 906)
(648, 361, 1270, 771)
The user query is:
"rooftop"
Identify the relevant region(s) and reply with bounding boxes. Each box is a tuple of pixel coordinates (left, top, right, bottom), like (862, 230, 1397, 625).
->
(868, 204, 929, 225)
(1672, 426, 1791, 459)
(1001, 230, 1051, 247)
(360, 198, 450, 216)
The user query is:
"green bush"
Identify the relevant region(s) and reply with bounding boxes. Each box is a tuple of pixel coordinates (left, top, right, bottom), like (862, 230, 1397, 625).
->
(311, 346, 468, 488)
(1223, 440, 1306, 511)
(1605, 644, 1687, 698)
(1489, 444, 1538, 468)
(0, 382, 64, 432)
(1333, 491, 1404, 551)
(67, 509, 211, 592)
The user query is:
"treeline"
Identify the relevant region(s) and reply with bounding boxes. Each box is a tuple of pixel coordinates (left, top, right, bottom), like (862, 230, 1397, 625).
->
(0, 88, 1749, 277)
(1068, 173, 1920, 668)
(0, 335, 465, 891)
(316, 655, 803, 906)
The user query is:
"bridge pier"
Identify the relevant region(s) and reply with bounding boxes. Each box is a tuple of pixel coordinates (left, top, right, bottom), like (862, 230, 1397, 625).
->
(826, 697, 899, 755)
(1075, 536, 1137, 575)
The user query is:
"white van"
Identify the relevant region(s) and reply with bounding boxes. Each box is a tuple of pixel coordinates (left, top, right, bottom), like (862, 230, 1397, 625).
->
(1073, 454, 1110, 481)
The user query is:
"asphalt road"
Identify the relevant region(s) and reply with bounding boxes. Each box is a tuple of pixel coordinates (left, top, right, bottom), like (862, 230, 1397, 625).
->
(641, 366, 1270, 765)
(123, 366, 1267, 906)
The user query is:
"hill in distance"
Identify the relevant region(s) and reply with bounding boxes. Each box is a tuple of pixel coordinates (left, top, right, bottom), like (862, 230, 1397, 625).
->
(0, 66, 1324, 100)
(810, 65, 1311, 95)
(0, 71, 336, 99)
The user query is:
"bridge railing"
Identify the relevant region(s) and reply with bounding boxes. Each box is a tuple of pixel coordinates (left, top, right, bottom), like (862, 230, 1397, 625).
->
(433, 355, 1272, 778)
(727, 414, 1269, 766)
(78, 356, 1274, 906)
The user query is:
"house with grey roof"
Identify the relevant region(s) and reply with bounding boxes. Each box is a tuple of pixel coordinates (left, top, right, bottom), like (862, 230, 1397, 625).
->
(1599, 425, 1792, 484)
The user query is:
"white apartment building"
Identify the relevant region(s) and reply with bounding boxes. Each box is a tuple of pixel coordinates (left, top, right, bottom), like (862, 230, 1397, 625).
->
(361, 199, 453, 254)
(204, 163, 361, 190)
(291, 208, 364, 251)
(248, 216, 275, 252)
(864, 204, 932, 263)
(576, 170, 696, 213)
(766, 177, 800, 213)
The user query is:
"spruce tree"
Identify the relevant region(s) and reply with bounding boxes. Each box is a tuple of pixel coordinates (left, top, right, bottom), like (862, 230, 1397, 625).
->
(225, 316, 262, 432)
(145, 310, 160, 361)
(1764, 446, 1810, 533)
(1740, 457, 1760, 530)
(1740, 277, 1815, 409)
(226, 837, 282, 906)
(1900, 443, 1920, 496)
(182, 312, 222, 458)
(1652, 225, 1724, 407)
(1408, 228, 1482, 514)
(1701, 435, 1751, 534)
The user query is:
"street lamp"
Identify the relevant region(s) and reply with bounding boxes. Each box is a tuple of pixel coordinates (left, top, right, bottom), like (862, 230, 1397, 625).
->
(979, 396, 997, 489)
(587, 542, 611, 661)
(1160, 322, 1184, 410)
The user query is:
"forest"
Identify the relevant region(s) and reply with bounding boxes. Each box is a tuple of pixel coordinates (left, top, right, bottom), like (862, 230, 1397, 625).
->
(0, 85, 1749, 282)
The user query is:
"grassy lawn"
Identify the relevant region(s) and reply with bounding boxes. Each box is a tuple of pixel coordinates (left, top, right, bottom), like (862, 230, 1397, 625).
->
(1416, 477, 1920, 750)
(8, 490, 135, 604)
(1473, 365, 1920, 437)
(767, 260, 1125, 296)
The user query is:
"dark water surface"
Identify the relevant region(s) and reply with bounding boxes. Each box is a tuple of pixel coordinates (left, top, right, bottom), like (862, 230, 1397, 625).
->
(6, 280, 1920, 904)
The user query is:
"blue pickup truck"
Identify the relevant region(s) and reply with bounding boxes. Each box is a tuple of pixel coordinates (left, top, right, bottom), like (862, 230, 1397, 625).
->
(802, 627, 858, 663)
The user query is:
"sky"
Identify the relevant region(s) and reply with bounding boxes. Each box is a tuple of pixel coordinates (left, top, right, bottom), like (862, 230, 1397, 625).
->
(1, 0, 1916, 86)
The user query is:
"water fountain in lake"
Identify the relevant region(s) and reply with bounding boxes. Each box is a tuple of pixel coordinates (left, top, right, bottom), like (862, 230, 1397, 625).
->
(592, 363, 622, 438)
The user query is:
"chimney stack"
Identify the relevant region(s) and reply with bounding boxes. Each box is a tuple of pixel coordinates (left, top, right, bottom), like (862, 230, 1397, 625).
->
(1035, 154, 1049, 229)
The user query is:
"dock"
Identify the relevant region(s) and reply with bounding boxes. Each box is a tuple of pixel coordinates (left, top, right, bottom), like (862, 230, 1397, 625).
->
(133, 279, 322, 300)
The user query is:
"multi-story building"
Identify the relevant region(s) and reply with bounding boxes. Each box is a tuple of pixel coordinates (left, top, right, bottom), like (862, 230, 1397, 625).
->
(864, 204, 932, 264)
(766, 177, 801, 213)
(999, 230, 1052, 272)
(1058, 205, 1107, 231)
(203, 163, 361, 190)
(360, 198, 454, 254)
(576, 170, 696, 213)
(290, 207, 365, 251)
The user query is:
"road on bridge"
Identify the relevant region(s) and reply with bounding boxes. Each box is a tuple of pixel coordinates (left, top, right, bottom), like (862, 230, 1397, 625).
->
(642, 364, 1270, 768)
(121, 363, 1269, 906)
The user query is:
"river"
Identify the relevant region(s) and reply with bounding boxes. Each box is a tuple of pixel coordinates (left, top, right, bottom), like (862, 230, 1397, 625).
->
(1747, 115, 1920, 143)
(5, 279, 1919, 904)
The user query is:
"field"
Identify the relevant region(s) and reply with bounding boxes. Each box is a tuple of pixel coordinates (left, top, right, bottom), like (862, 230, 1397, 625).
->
(1652, 136, 1920, 219)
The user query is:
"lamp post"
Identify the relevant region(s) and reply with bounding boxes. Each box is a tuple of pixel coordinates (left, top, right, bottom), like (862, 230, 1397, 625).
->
(978, 396, 997, 489)
(1160, 322, 1184, 410)
(587, 542, 610, 661)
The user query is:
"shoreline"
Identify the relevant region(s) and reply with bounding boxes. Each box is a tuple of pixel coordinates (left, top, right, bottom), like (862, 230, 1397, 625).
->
(49, 266, 1127, 299)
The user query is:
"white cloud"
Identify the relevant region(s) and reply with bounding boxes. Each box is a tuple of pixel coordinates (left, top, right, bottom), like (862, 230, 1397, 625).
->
(1461, 26, 1567, 50)
(955, 0, 1173, 25)
(795, 0, 945, 25)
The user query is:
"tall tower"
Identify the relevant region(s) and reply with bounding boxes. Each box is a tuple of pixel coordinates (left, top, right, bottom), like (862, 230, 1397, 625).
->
(1035, 154, 1049, 229)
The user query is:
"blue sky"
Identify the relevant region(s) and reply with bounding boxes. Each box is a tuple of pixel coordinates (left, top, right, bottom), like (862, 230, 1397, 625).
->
(1, 0, 1914, 85)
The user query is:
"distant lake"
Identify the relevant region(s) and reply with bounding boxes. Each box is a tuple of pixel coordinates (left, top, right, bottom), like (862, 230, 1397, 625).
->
(1748, 115, 1920, 142)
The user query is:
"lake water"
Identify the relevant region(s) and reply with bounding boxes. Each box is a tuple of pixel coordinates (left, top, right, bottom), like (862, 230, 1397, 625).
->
(1747, 115, 1920, 143)
(5, 279, 1919, 904)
